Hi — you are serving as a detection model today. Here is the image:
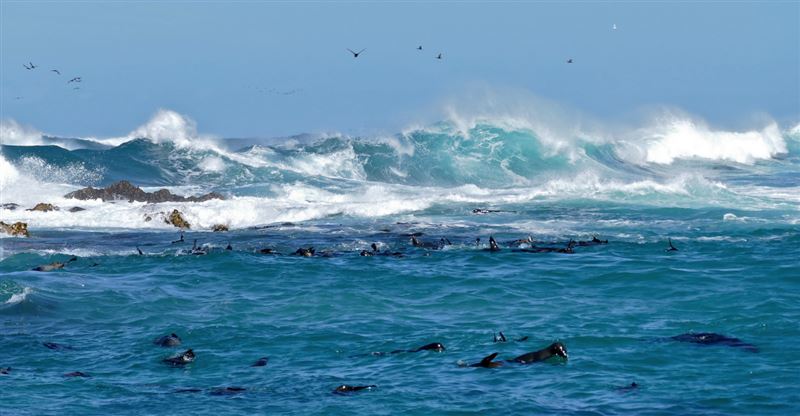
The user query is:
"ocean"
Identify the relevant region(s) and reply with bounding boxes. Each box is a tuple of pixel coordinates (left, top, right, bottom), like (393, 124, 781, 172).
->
(1, 110, 799, 415)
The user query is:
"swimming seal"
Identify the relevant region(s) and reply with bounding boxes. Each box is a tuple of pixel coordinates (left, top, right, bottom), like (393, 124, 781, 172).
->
(510, 342, 568, 364)
(411, 236, 448, 250)
(486, 236, 500, 252)
(33, 256, 77, 272)
(153, 333, 182, 347)
(64, 371, 90, 378)
(210, 387, 247, 396)
(163, 349, 195, 366)
(665, 238, 678, 252)
(671, 332, 758, 352)
(171, 232, 185, 244)
(575, 236, 608, 246)
(43, 342, 73, 351)
(294, 247, 315, 257)
(361, 342, 446, 357)
(493, 332, 528, 343)
(251, 357, 269, 367)
(333, 384, 376, 394)
(190, 240, 207, 255)
(0, 367, 11, 375)
(616, 382, 639, 393)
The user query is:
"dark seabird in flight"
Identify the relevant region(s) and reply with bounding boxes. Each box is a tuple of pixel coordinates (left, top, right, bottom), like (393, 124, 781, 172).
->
(567, 58, 573, 64)
(436, 53, 442, 60)
(347, 48, 366, 58)
(68, 77, 82, 83)
(417, 46, 423, 50)
(51, 69, 60, 75)
(24, 62, 37, 70)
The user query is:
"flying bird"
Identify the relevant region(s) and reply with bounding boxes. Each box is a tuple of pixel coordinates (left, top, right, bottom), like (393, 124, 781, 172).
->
(567, 58, 573, 63)
(436, 53, 442, 60)
(612, 23, 617, 30)
(51, 69, 60, 75)
(417, 45, 423, 50)
(68, 77, 82, 83)
(23, 62, 36, 70)
(347, 48, 366, 58)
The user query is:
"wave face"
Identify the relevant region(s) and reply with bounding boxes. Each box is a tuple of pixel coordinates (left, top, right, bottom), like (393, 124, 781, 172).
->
(1, 110, 798, 230)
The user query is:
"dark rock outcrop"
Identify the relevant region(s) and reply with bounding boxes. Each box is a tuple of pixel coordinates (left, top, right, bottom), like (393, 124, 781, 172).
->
(166, 209, 191, 229)
(212, 224, 229, 232)
(27, 203, 58, 212)
(1, 203, 20, 211)
(68, 207, 86, 213)
(0, 221, 29, 237)
(64, 181, 224, 203)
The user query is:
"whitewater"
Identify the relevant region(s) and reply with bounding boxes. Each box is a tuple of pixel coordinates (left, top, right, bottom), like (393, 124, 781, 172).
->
(1, 109, 799, 415)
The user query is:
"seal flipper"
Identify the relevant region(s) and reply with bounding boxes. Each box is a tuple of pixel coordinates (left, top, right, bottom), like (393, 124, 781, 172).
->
(470, 352, 503, 368)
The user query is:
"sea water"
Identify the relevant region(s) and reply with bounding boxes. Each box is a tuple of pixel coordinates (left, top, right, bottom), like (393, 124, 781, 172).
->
(1, 111, 799, 415)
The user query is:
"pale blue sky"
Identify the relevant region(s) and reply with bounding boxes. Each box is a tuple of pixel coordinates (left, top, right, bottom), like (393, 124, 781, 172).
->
(1, 1, 798, 138)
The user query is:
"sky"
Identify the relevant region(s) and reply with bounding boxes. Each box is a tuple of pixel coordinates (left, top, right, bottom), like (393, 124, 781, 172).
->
(1, 1, 798, 139)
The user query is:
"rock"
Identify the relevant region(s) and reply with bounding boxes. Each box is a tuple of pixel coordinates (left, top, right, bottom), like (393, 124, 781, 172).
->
(68, 207, 86, 213)
(1, 203, 20, 211)
(27, 203, 58, 212)
(0, 221, 29, 237)
(144, 215, 152, 222)
(212, 224, 229, 232)
(166, 209, 191, 229)
(64, 181, 224, 203)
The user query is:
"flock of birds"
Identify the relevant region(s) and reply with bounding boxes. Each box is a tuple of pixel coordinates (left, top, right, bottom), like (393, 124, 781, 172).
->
(16, 61, 83, 99)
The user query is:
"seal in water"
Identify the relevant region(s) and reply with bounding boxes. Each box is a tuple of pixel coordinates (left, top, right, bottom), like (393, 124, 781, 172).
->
(43, 342, 73, 351)
(64, 371, 90, 378)
(225, 242, 232, 251)
(153, 333, 181, 347)
(294, 247, 315, 257)
(665, 238, 678, 252)
(493, 332, 528, 343)
(616, 382, 639, 393)
(171, 232, 185, 244)
(251, 357, 269, 367)
(486, 236, 501, 252)
(0, 367, 11, 375)
(575, 236, 608, 246)
(163, 349, 195, 366)
(333, 384, 376, 394)
(411, 236, 450, 250)
(360, 342, 446, 357)
(510, 342, 568, 364)
(210, 387, 247, 396)
(33, 256, 77, 272)
(670, 332, 758, 352)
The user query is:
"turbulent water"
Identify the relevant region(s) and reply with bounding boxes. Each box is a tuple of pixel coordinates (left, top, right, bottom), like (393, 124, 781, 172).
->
(1, 110, 799, 415)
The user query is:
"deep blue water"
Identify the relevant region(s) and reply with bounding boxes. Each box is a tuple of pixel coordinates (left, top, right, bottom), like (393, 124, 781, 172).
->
(1, 120, 799, 414)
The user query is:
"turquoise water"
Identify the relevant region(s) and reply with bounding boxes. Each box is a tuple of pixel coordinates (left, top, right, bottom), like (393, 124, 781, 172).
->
(1, 120, 799, 414)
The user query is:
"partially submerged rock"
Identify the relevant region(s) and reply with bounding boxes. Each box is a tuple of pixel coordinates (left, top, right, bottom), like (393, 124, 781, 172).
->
(1, 203, 20, 211)
(64, 181, 224, 203)
(0, 221, 29, 237)
(212, 224, 229, 232)
(167, 210, 191, 229)
(27, 203, 58, 212)
(68, 207, 86, 213)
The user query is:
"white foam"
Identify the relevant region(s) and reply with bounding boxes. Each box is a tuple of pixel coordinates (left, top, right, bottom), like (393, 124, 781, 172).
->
(0, 119, 45, 146)
(638, 118, 786, 165)
(5, 287, 33, 305)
